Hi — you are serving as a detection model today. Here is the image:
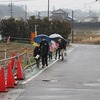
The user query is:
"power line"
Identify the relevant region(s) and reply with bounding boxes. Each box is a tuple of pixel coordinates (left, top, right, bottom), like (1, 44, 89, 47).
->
(71, 1, 97, 10)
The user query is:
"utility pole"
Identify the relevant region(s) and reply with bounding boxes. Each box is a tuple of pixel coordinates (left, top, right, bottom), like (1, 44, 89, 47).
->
(96, 0, 100, 1)
(38, 12, 40, 19)
(8, 0, 13, 18)
(71, 10, 74, 43)
(25, 4, 27, 21)
(10, 0, 13, 18)
(48, 0, 50, 19)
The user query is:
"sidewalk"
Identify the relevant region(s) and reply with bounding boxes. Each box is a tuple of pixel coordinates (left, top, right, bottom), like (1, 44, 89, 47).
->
(0, 45, 73, 100)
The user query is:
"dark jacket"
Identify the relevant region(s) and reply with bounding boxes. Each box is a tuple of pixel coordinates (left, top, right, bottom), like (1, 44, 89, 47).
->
(33, 46, 41, 57)
(40, 40, 49, 56)
(59, 41, 66, 50)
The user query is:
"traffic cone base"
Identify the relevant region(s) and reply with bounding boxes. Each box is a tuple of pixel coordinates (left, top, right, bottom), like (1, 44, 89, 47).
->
(7, 64, 15, 88)
(16, 59, 24, 80)
(0, 67, 8, 92)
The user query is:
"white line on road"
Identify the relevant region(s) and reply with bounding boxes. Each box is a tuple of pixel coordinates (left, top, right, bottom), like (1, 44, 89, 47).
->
(67, 48, 74, 54)
(51, 88, 100, 92)
(22, 59, 58, 84)
(83, 83, 100, 87)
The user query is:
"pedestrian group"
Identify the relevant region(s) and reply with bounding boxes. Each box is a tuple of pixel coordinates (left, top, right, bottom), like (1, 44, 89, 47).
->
(33, 36, 67, 68)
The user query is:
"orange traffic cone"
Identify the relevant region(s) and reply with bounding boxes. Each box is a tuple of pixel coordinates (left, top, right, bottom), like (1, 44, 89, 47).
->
(0, 67, 8, 92)
(7, 64, 15, 88)
(11, 52, 15, 69)
(16, 59, 24, 80)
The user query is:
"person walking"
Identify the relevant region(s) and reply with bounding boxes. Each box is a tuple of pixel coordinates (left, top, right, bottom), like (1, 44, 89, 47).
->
(55, 42, 60, 59)
(40, 37, 49, 68)
(49, 42, 54, 61)
(33, 44, 41, 68)
(58, 38, 66, 61)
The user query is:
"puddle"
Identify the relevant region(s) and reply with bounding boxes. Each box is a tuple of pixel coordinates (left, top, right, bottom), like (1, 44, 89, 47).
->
(42, 79, 58, 82)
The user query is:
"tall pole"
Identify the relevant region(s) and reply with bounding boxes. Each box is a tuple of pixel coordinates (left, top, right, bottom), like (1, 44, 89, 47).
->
(35, 25, 37, 35)
(10, 0, 13, 18)
(48, 0, 49, 19)
(25, 4, 27, 21)
(71, 10, 74, 43)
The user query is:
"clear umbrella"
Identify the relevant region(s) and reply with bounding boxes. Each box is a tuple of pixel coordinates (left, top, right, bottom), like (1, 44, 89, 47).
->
(49, 33, 62, 38)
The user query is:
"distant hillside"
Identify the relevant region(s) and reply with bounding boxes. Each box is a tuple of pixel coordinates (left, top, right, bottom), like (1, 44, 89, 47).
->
(0, 4, 100, 22)
(0, 4, 30, 19)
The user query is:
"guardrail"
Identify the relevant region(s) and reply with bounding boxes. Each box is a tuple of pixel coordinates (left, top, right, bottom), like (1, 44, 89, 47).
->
(0, 51, 35, 71)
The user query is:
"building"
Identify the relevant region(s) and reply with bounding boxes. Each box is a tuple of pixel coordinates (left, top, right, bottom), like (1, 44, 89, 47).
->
(50, 9, 77, 22)
(84, 14, 98, 22)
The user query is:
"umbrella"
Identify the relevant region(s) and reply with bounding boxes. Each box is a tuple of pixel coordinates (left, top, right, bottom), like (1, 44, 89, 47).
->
(62, 37, 68, 44)
(49, 33, 62, 39)
(49, 33, 67, 44)
(53, 37, 68, 44)
(34, 34, 51, 43)
(49, 33, 63, 43)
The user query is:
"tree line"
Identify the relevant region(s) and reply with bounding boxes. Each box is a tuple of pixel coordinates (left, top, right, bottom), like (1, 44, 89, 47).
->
(0, 16, 71, 42)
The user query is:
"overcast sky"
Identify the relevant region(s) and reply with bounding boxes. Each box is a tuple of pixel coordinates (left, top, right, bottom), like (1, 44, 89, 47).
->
(0, 0, 100, 12)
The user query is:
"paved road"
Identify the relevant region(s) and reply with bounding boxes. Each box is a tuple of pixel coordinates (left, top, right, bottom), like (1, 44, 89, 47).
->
(1, 44, 100, 100)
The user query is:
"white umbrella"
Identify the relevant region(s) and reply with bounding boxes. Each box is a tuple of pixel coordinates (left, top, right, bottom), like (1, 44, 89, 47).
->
(49, 33, 62, 38)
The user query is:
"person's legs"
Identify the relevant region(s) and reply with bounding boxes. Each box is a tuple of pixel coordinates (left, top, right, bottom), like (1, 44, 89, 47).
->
(55, 49, 58, 59)
(42, 56, 45, 67)
(51, 52, 52, 59)
(49, 52, 51, 61)
(45, 55, 48, 66)
(61, 49, 64, 61)
(36, 59, 38, 67)
(58, 48, 60, 59)
(49, 52, 52, 60)
(37, 58, 40, 67)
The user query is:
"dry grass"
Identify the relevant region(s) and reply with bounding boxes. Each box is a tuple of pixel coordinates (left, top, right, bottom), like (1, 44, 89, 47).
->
(0, 42, 35, 69)
(70, 34, 100, 44)
(0, 42, 34, 60)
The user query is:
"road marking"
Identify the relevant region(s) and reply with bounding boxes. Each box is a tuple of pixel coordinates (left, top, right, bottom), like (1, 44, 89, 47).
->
(83, 83, 100, 86)
(22, 48, 74, 84)
(97, 79, 100, 81)
(67, 48, 74, 54)
(22, 59, 58, 84)
(50, 88, 100, 92)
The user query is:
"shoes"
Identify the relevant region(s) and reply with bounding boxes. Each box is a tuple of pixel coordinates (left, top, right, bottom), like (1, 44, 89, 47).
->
(46, 64, 48, 66)
(61, 58, 64, 61)
(37, 66, 39, 68)
(42, 65, 45, 68)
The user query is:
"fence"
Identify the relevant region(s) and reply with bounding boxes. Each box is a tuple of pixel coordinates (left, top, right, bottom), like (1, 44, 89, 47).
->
(0, 49, 36, 92)
(0, 50, 35, 70)
(0, 41, 34, 71)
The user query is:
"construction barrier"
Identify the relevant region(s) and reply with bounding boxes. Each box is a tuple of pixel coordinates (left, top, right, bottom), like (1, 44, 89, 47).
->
(11, 52, 15, 69)
(16, 59, 24, 80)
(0, 51, 33, 92)
(7, 63, 15, 88)
(0, 67, 8, 92)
